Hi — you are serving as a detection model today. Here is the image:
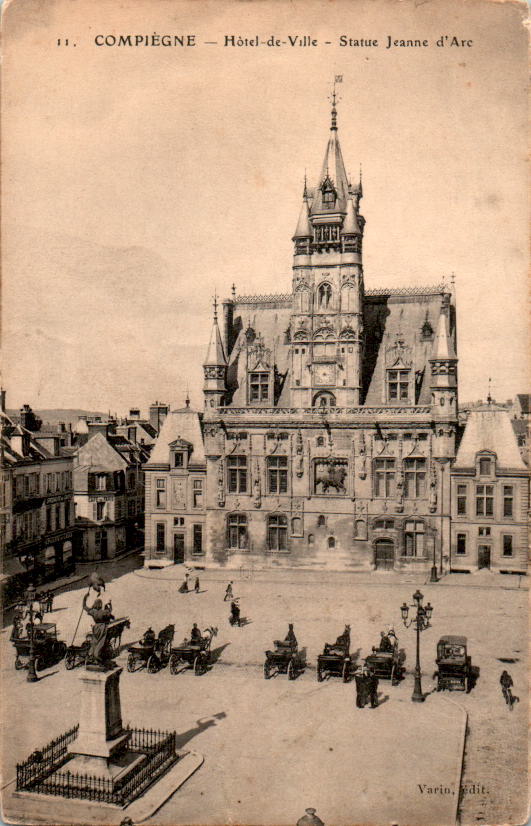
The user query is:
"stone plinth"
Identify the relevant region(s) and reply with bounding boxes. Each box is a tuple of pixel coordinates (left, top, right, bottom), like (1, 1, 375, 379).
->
(70, 666, 130, 763)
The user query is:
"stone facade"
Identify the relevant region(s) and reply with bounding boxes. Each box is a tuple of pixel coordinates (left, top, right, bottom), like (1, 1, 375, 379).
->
(144, 101, 465, 574)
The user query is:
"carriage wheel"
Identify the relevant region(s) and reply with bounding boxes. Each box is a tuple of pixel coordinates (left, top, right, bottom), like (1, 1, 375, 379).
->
(342, 661, 351, 683)
(317, 663, 324, 682)
(126, 653, 136, 673)
(35, 656, 44, 672)
(147, 655, 159, 674)
(287, 660, 296, 680)
(194, 654, 206, 676)
(65, 651, 75, 670)
(169, 654, 180, 675)
(56, 642, 67, 661)
(15, 656, 23, 670)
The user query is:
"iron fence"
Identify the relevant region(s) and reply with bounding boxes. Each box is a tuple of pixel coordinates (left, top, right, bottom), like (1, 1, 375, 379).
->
(16, 726, 177, 807)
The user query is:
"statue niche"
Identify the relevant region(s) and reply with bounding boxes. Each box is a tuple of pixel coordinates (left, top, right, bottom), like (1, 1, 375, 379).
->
(314, 459, 348, 495)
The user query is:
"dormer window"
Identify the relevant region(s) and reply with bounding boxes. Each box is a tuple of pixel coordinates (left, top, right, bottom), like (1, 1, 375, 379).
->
(323, 188, 335, 206)
(387, 369, 410, 402)
(249, 372, 269, 402)
(174, 452, 184, 468)
(479, 458, 491, 475)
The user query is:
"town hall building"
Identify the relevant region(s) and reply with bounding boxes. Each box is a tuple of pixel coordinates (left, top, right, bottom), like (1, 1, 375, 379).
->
(144, 96, 461, 574)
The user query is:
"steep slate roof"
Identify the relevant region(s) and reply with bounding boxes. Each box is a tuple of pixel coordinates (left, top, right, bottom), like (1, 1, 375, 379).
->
(454, 404, 527, 470)
(204, 317, 227, 367)
(75, 432, 127, 471)
(147, 407, 205, 467)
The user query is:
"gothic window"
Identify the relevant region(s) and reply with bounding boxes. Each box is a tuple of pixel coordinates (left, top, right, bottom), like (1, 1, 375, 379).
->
(227, 456, 247, 494)
(267, 514, 288, 551)
(475, 485, 494, 517)
(404, 458, 427, 498)
(323, 187, 335, 206)
(318, 283, 332, 308)
(404, 520, 425, 557)
(249, 372, 269, 402)
(227, 514, 248, 549)
(267, 456, 288, 494)
(374, 458, 396, 498)
(387, 369, 410, 402)
(312, 392, 336, 409)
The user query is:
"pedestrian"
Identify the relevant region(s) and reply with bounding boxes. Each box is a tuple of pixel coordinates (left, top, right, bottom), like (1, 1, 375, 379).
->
(46, 590, 54, 613)
(224, 581, 233, 601)
(296, 808, 325, 826)
(194, 576, 200, 593)
(500, 670, 518, 709)
(38, 591, 47, 616)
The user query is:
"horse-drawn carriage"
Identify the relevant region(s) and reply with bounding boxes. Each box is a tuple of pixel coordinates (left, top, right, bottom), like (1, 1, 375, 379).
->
(65, 616, 130, 670)
(13, 623, 67, 671)
(364, 631, 404, 686)
(264, 637, 306, 680)
(434, 635, 472, 692)
(126, 624, 175, 673)
(317, 626, 352, 682)
(169, 626, 218, 676)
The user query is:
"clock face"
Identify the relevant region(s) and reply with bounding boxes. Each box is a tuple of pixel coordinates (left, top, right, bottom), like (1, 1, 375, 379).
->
(315, 363, 335, 386)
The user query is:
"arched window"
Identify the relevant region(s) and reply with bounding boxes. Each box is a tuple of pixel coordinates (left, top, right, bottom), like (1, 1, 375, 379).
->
(308, 533, 314, 545)
(328, 536, 336, 549)
(291, 516, 302, 536)
(318, 283, 332, 308)
(312, 392, 336, 410)
(267, 514, 288, 551)
(227, 514, 248, 550)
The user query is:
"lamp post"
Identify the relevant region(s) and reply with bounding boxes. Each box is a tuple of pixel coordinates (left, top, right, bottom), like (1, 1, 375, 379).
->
(24, 584, 39, 683)
(401, 590, 433, 702)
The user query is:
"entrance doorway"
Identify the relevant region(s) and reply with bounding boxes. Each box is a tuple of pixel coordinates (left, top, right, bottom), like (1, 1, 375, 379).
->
(374, 539, 394, 570)
(478, 545, 491, 570)
(173, 533, 185, 564)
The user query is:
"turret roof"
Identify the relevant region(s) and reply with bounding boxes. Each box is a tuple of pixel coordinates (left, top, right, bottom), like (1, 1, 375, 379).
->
(431, 309, 457, 361)
(203, 317, 227, 366)
(293, 197, 312, 238)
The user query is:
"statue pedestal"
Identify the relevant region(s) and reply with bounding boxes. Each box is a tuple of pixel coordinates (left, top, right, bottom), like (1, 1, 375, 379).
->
(69, 666, 134, 778)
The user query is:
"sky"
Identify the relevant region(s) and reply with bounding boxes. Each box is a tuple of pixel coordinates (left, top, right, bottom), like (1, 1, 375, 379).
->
(2, 0, 528, 415)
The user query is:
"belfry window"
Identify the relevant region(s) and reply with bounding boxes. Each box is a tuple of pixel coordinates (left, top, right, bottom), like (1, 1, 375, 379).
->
(249, 372, 269, 402)
(387, 369, 410, 402)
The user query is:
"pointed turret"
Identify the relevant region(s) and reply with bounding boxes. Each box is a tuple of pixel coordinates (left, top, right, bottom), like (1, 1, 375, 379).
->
(293, 195, 312, 240)
(341, 196, 361, 236)
(430, 296, 458, 459)
(203, 296, 227, 412)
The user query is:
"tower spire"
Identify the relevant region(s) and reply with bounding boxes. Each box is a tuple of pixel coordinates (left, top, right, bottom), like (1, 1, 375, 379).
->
(213, 292, 218, 322)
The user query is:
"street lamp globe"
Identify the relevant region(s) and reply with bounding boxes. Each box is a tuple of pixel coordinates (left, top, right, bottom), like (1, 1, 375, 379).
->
(424, 602, 433, 620)
(400, 602, 409, 621)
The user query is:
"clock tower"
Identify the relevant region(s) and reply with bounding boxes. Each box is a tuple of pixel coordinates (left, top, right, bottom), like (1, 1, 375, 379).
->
(290, 92, 365, 409)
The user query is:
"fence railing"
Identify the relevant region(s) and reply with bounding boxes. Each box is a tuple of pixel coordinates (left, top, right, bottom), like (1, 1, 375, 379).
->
(16, 726, 178, 806)
(16, 725, 79, 791)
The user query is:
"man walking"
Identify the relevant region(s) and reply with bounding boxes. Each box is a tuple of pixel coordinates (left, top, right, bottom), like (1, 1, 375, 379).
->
(224, 581, 233, 601)
(500, 670, 518, 709)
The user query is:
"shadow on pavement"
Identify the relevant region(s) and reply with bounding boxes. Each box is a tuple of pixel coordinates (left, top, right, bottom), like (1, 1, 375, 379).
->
(209, 643, 231, 664)
(175, 712, 227, 749)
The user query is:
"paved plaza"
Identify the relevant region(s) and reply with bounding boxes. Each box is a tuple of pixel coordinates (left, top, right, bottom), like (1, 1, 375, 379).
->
(1, 557, 528, 826)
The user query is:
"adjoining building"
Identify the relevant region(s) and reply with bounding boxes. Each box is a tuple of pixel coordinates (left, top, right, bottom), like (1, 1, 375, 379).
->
(450, 401, 529, 573)
(144, 98, 460, 574)
(1, 399, 75, 605)
(73, 425, 148, 562)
